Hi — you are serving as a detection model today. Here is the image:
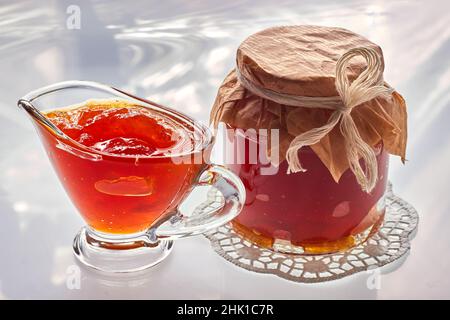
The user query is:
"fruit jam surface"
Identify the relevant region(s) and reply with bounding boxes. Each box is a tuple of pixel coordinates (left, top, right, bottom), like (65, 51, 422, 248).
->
(45, 100, 183, 156)
(227, 130, 388, 253)
(39, 100, 205, 234)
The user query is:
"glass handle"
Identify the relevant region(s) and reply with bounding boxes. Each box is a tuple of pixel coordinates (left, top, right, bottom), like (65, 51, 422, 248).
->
(153, 165, 245, 240)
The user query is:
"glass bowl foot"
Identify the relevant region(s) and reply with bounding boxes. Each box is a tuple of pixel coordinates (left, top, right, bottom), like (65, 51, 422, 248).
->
(73, 226, 173, 273)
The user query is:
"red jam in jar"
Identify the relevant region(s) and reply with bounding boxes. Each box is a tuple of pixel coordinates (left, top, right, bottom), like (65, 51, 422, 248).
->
(211, 26, 407, 254)
(226, 129, 389, 254)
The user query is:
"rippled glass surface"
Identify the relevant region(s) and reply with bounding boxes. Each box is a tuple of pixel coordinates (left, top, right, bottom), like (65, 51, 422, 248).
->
(0, 0, 449, 299)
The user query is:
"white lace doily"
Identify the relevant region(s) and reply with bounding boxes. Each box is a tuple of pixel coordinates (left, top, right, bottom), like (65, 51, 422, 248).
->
(204, 183, 418, 283)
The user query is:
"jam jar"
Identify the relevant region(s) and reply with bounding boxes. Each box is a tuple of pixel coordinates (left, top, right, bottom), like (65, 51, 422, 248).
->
(210, 25, 407, 254)
(226, 128, 388, 254)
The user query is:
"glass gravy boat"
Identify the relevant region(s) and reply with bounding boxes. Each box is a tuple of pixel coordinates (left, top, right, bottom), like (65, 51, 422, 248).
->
(18, 81, 245, 273)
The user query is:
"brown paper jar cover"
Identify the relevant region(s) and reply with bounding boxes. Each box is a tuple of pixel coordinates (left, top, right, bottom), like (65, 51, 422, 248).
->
(210, 25, 407, 183)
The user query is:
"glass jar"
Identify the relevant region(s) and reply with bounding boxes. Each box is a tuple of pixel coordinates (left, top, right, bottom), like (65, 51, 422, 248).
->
(210, 25, 407, 255)
(226, 128, 389, 254)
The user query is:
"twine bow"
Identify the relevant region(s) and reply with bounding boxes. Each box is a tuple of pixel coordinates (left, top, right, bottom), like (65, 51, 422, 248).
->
(235, 47, 395, 192)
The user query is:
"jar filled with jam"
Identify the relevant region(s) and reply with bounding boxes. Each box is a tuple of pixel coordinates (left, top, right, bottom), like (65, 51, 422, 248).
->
(211, 26, 407, 254)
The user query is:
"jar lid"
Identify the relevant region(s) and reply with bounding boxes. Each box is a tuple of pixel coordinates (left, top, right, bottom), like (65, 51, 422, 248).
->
(236, 25, 384, 97)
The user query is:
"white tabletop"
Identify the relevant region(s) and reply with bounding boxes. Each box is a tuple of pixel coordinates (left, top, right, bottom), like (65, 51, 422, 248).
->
(0, 0, 449, 299)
